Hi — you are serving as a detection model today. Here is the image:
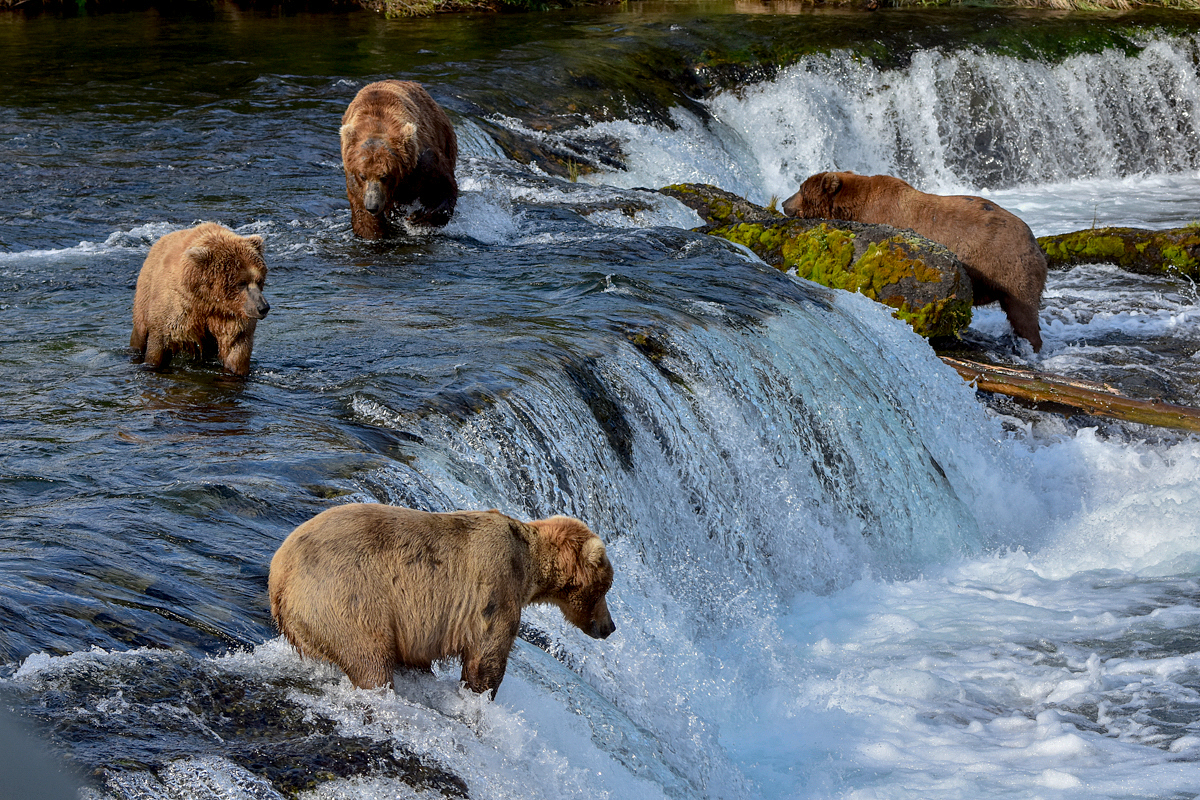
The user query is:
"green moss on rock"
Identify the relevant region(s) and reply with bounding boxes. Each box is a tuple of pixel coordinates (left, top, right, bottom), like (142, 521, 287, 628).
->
(658, 183, 784, 228)
(710, 218, 973, 340)
(1037, 225, 1200, 277)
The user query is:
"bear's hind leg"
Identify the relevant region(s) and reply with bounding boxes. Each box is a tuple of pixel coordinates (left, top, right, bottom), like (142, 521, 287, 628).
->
(130, 320, 148, 354)
(1000, 296, 1043, 353)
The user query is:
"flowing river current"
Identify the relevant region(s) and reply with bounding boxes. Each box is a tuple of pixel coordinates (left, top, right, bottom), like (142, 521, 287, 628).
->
(4, 5, 1200, 799)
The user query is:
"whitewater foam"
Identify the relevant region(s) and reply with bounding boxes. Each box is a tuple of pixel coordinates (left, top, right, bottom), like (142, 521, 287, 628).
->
(579, 35, 1200, 202)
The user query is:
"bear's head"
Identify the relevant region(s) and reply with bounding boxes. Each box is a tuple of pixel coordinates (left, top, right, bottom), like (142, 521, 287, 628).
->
(340, 114, 420, 218)
(535, 516, 616, 640)
(184, 229, 270, 321)
(782, 171, 846, 219)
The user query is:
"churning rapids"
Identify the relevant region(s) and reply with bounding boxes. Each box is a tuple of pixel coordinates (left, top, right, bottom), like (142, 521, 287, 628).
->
(4, 5, 1200, 799)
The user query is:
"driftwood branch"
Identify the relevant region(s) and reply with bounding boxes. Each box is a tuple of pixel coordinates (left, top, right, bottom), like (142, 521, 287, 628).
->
(941, 356, 1200, 432)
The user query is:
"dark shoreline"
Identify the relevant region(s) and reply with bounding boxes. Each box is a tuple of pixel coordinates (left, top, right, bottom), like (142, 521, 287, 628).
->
(3, 0, 1198, 18)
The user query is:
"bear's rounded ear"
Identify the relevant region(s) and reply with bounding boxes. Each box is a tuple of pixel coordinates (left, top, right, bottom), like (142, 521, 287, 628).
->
(822, 173, 843, 196)
(185, 246, 211, 266)
(396, 121, 417, 143)
(338, 123, 354, 143)
(581, 537, 606, 568)
(244, 235, 265, 255)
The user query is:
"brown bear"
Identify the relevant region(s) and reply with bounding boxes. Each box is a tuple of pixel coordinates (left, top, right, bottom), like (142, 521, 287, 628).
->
(340, 80, 459, 238)
(783, 172, 1047, 352)
(130, 222, 270, 377)
(268, 504, 617, 696)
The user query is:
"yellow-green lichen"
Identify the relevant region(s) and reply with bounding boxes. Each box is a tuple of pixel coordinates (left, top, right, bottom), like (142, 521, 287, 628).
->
(710, 220, 971, 339)
(782, 224, 858, 288)
(1038, 232, 1127, 264)
(852, 239, 942, 297)
(1037, 226, 1200, 277)
(659, 183, 782, 228)
(883, 295, 973, 339)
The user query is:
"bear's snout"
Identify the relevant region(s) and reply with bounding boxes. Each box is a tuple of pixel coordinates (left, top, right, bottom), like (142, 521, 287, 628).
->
(244, 286, 270, 319)
(363, 181, 386, 215)
(589, 617, 615, 639)
(588, 606, 616, 640)
(592, 618, 619, 642)
(781, 191, 804, 218)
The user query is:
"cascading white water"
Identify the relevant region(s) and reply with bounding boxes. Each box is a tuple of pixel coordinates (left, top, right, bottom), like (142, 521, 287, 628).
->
(323, 284, 1056, 799)
(582, 33, 1200, 201)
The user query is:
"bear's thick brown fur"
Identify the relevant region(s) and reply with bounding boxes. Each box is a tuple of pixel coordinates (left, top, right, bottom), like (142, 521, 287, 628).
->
(268, 504, 616, 696)
(783, 172, 1047, 352)
(130, 222, 270, 376)
(340, 80, 459, 238)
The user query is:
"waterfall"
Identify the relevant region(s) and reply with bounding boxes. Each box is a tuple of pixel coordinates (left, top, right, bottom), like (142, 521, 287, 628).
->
(351, 287, 1015, 619)
(579, 32, 1200, 201)
(321, 282, 1030, 797)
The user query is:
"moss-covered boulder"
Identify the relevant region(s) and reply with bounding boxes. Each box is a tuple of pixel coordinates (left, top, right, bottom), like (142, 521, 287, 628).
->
(659, 183, 785, 228)
(710, 218, 974, 339)
(1037, 225, 1200, 277)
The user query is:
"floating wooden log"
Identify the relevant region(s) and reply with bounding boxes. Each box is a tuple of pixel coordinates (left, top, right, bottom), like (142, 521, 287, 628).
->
(940, 356, 1200, 432)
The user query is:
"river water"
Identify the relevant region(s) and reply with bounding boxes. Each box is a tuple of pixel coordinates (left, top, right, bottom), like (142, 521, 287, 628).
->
(3, 4, 1200, 799)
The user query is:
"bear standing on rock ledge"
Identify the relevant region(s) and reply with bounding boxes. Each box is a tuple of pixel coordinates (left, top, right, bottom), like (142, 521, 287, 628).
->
(783, 171, 1047, 352)
(268, 504, 616, 696)
(340, 80, 459, 238)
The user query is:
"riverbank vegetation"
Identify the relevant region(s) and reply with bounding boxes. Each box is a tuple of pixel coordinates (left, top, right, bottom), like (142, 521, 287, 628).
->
(2, 0, 1199, 16)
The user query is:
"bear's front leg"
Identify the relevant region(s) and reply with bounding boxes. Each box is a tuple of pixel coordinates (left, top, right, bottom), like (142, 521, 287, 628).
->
(350, 205, 388, 239)
(413, 150, 457, 228)
(142, 331, 171, 370)
(342, 657, 396, 691)
(218, 334, 254, 377)
(347, 179, 388, 239)
(461, 628, 517, 698)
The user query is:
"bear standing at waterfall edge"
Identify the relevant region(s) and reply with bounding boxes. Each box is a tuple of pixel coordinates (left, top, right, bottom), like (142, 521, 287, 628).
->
(340, 80, 458, 238)
(268, 504, 616, 696)
(783, 171, 1047, 352)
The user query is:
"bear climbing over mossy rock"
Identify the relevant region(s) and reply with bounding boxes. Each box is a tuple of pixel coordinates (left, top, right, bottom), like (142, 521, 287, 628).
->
(784, 172, 1047, 352)
(130, 222, 270, 377)
(268, 504, 616, 696)
(341, 80, 459, 238)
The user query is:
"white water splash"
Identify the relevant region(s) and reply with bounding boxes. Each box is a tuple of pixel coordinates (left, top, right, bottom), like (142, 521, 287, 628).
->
(583, 34, 1200, 201)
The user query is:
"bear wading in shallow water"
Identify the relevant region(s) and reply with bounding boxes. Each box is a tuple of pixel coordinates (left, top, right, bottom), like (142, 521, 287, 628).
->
(783, 171, 1047, 352)
(340, 80, 459, 238)
(130, 222, 270, 377)
(268, 504, 616, 696)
